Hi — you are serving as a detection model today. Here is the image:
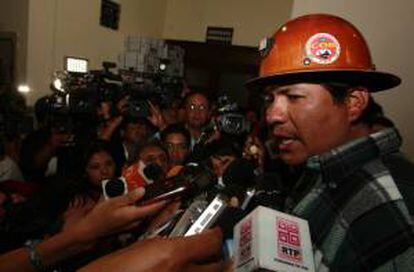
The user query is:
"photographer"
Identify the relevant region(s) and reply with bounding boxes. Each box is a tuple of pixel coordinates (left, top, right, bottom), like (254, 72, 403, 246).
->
(19, 122, 73, 183)
(0, 86, 32, 183)
(188, 95, 253, 166)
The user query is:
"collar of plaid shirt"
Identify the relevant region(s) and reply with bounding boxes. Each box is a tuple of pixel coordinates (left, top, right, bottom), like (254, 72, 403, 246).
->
(305, 128, 402, 187)
(284, 128, 402, 212)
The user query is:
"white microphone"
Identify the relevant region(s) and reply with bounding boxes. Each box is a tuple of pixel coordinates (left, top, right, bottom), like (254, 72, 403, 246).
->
(168, 194, 209, 237)
(184, 194, 229, 236)
(233, 206, 315, 272)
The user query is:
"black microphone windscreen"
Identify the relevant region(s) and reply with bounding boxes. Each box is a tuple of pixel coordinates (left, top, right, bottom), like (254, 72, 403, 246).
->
(251, 173, 286, 211)
(222, 158, 256, 188)
(143, 163, 163, 181)
(183, 163, 216, 190)
(104, 178, 126, 198)
(138, 162, 216, 204)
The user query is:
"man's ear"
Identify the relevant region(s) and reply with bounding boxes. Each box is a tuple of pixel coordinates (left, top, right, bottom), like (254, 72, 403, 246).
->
(346, 87, 370, 122)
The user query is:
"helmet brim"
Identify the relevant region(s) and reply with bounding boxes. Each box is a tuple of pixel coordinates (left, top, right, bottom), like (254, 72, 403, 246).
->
(246, 70, 401, 92)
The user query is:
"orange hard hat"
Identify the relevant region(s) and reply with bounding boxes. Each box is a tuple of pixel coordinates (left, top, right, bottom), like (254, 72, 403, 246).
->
(246, 14, 401, 92)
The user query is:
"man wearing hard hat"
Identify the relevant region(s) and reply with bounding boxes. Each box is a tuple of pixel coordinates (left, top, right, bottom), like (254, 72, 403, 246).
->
(247, 14, 414, 271)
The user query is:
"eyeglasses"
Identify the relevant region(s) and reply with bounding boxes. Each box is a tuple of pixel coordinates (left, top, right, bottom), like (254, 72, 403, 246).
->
(188, 104, 208, 112)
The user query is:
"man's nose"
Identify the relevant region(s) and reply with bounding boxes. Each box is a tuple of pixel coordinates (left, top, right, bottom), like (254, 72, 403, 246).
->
(171, 150, 179, 157)
(265, 96, 288, 125)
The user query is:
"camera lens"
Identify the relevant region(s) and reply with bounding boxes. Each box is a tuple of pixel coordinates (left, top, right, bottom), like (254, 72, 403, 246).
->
(222, 115, 243, 134)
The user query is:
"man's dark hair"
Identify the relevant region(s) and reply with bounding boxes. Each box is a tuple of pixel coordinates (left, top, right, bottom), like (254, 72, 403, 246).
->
(80, 140, 117, 175)
(160, 124, 191, 147)
(182, 91, 211, 108)
(323, 83, 388, 127)
(137, 140, 168, 158)
(357, 98, 390, 127)
(120, 116, 151, 130)
(205, 136, 243, 158)
(322, 83, 350, 104)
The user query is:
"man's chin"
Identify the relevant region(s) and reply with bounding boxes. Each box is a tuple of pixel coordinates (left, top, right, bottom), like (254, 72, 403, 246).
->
(279, 152, 308, 166)
(189, 123, 204, 129)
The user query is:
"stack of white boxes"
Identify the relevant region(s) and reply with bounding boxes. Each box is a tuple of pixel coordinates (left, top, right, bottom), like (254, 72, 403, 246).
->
(118, 36, 184, 77)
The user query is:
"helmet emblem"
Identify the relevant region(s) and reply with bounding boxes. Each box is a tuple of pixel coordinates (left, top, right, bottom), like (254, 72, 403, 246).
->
(305, 33, 341, 64)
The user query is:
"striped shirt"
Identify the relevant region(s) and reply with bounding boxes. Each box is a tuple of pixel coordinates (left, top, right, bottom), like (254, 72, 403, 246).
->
(285, 128, 414, 271)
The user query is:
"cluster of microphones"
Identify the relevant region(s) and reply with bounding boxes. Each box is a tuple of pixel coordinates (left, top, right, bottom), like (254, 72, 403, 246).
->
(102, 159, 315, 272)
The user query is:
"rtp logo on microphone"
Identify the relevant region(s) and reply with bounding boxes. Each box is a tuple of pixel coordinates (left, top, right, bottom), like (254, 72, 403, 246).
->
(238, 219, 252, 264)
(276, 217, 303, 263)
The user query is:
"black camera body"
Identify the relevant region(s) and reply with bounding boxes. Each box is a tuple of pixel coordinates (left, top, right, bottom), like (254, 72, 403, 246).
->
(204, 95, 251, 136)
(121, 69, 182, 116)
(125, 99, 151, 118)
(45, 62, 183, 136)
(216, 112, 251, 135)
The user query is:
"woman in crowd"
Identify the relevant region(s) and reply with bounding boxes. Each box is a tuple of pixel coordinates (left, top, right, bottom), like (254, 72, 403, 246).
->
(73, 140, 118, 201)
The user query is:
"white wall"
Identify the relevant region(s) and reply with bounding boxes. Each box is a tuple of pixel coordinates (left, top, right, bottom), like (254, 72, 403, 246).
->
(163, 0, 293, 47)
(0, 0, 28, 83)
(292, 0, 414, 159)
(25, 0, 167, 105)
(23, 0, 293, 104)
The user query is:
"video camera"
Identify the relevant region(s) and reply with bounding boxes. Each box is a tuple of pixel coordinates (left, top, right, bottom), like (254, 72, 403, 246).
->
(120, 62, 183, 114)
(203, 95, 251, 136)
(45, 61, 183, 133)
(48, 62, 122, 113)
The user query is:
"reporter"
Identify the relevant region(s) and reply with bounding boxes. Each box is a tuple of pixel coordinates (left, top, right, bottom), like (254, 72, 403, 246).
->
(0, 188, 165, 272)
(80, 228, 224, 272)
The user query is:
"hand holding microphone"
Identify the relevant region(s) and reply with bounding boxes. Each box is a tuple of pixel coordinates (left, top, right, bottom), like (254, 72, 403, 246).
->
(243, 136, 265, 170)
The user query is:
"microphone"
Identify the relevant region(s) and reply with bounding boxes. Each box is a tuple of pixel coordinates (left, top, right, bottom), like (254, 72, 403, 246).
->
(167, 167, 251, 238)
(168, 194, 209, 237)
(170, 160, 286, 237)
(102, 177, 128, 199)
(184, 194, 229, 236)
(143, 163, 164, 183)
(233, 206, 315, 272)
(248, 172, 286, 211)
(222, 158, 256, 189)
(138, 162, 216, 205)
(221, 158, 261, 210)
(121, 161, 152, 190)
(172, 190, 245, 261)
(178, 169, 253, 237)
(222, 158, 286, 211)
(177, 159, 257, 237)
(104, 162, 216, 205)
